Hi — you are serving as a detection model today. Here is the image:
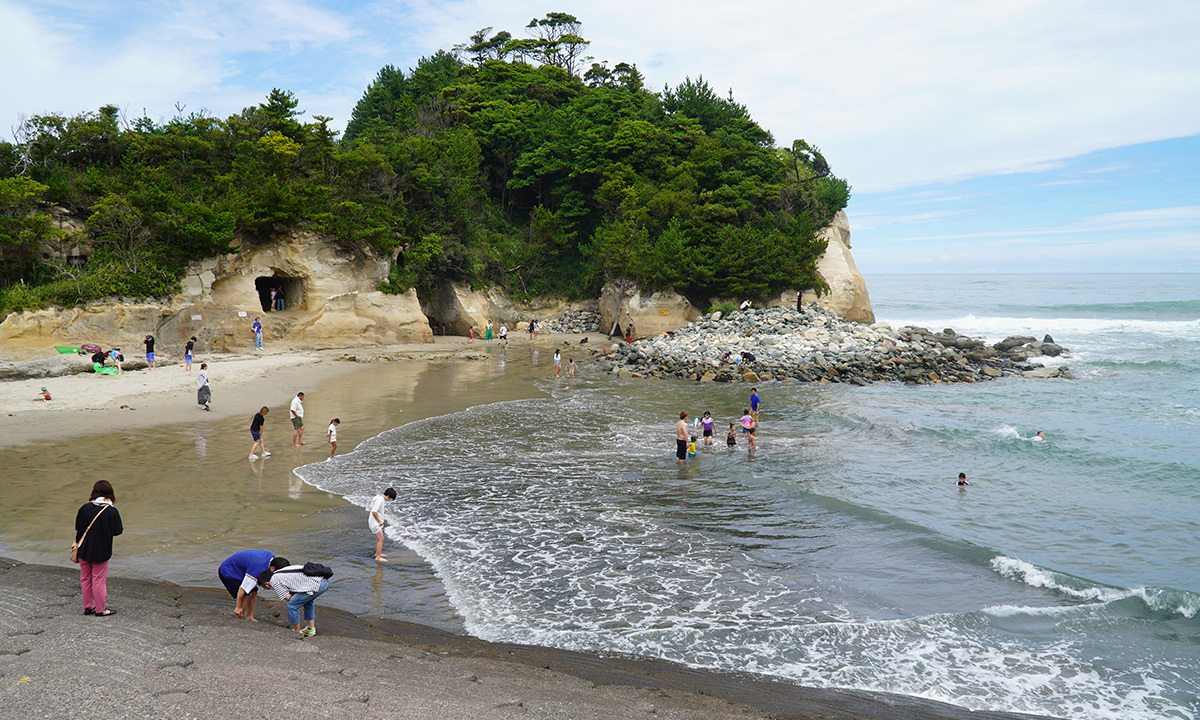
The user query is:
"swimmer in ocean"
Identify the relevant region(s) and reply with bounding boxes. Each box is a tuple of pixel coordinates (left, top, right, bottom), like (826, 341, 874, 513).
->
(957, 472, 969, 487)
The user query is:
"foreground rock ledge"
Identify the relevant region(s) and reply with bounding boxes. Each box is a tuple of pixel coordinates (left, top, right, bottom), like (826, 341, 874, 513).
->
(593, 306, 1071, 385)
(0, 559, 1052, 720)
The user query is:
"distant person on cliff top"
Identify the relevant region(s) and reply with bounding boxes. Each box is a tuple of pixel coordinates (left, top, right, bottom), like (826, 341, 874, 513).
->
(143, 335, 155, 369)
(676, 411, 689, 465)
(369, 488, 396, 562)
(249, 406, 270, 460)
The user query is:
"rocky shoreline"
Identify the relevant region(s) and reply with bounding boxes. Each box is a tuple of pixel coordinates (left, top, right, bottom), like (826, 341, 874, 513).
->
(590, 305, 1072, 385)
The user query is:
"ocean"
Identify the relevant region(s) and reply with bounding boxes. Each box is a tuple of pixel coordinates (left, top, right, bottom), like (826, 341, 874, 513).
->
(295, 273, 1200, 720)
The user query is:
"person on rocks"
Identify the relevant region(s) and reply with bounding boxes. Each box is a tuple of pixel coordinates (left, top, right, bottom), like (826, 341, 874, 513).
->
(218, 549, 277, 622)
(625, 323, 635, 343)
(369, 488, 396, 562)
(249, 406, 271, 460)
(676, 411, 690, 465)
(196, 363, 211, 410)
(75, 480, 123, 617)
(290, 392, 306, 446)
(256, 557, 331, 636)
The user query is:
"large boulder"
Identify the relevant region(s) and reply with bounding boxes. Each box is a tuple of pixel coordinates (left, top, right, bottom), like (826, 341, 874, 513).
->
(771, 211, 874, 323)
(599, 280, 702, 339)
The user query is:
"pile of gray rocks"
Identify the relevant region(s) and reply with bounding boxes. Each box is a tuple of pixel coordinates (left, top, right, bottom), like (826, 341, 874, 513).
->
(542, 310, 602, 334)
(591, 305, 1071, 385)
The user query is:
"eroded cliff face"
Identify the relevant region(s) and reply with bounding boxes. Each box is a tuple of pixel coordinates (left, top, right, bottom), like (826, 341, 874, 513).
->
(0, 213, 873, 355)
(800, 211, 874, 324)
(0, 229, 431, 357)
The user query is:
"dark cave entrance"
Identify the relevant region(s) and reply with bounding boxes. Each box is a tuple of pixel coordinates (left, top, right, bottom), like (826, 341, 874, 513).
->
(255, 276, 305, 312)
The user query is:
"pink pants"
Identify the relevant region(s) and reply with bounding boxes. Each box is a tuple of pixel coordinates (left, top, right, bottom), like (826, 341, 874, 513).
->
(79, 559, 109, 613)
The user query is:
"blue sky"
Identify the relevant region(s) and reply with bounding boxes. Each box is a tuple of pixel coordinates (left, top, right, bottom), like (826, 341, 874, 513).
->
(2, 0, 1198, 273)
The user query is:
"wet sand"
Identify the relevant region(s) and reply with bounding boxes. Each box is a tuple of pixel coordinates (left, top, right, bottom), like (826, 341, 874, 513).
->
(0, 337, 1053, 719)
(0, 558, 1048, 720)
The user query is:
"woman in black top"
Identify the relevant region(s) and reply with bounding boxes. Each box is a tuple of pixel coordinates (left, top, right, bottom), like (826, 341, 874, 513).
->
(75, 480, 124, 616)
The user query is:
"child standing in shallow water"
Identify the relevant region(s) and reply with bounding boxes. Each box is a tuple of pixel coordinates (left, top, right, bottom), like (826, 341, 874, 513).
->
(700, 411, 715, 445)
(326, 418, 340, 459)
(726, 423, 738, 447)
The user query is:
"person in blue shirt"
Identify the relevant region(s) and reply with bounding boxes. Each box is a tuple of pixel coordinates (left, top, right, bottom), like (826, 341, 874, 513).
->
(750, 388, 762, 424)
(251, 317, 263, 350)
(218, 549, 277, 622)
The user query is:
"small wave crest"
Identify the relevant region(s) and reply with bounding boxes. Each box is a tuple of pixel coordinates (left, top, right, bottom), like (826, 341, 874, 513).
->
(990, 556, 1198, 618)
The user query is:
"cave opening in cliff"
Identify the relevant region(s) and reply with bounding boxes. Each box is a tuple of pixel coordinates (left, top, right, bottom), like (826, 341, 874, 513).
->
(255, 276, 305, 312)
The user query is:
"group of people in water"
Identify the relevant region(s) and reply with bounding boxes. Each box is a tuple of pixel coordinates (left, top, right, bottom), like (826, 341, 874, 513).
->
(676, 388, 763, 463)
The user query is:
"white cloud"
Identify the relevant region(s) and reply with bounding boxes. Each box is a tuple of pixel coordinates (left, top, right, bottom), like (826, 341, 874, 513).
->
(2, 0, 1198, 194)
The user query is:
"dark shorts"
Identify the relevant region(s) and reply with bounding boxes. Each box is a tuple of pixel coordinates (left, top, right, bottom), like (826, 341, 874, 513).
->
(702, 429, 713, 437)
(251, 430, 261, 441)
(219, 572, 254, 600)
(676, 439, 687, 460)
(292, 417, 304, 429)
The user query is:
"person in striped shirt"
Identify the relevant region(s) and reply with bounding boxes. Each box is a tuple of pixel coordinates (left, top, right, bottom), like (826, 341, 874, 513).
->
(257, 558, 331, 636)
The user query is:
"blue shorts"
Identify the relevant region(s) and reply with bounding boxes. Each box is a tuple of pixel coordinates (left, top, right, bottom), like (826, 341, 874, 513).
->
(185, 352, 192, 363)
(251, 430, 261, 441)
(146, 352, 155, 362)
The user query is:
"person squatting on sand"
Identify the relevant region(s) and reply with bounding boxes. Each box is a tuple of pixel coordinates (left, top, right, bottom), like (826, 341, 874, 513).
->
(291, 391, 306, 446)
(249, 406, 271, 460)
(74, 480, 123, 617)
(218, 549, 277, 622)
(257, 558, 331, 636)
(369, 488, 397, 562)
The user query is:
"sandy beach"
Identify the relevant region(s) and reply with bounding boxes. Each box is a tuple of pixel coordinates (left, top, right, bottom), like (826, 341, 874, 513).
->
(0, 337, 1052, 720)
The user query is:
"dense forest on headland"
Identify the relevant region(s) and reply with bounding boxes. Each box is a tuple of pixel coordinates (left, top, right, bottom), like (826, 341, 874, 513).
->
(0, 13, 849, 315)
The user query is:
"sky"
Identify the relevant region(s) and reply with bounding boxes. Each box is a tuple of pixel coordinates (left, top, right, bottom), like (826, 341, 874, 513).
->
(1, 0, 1198, 273)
